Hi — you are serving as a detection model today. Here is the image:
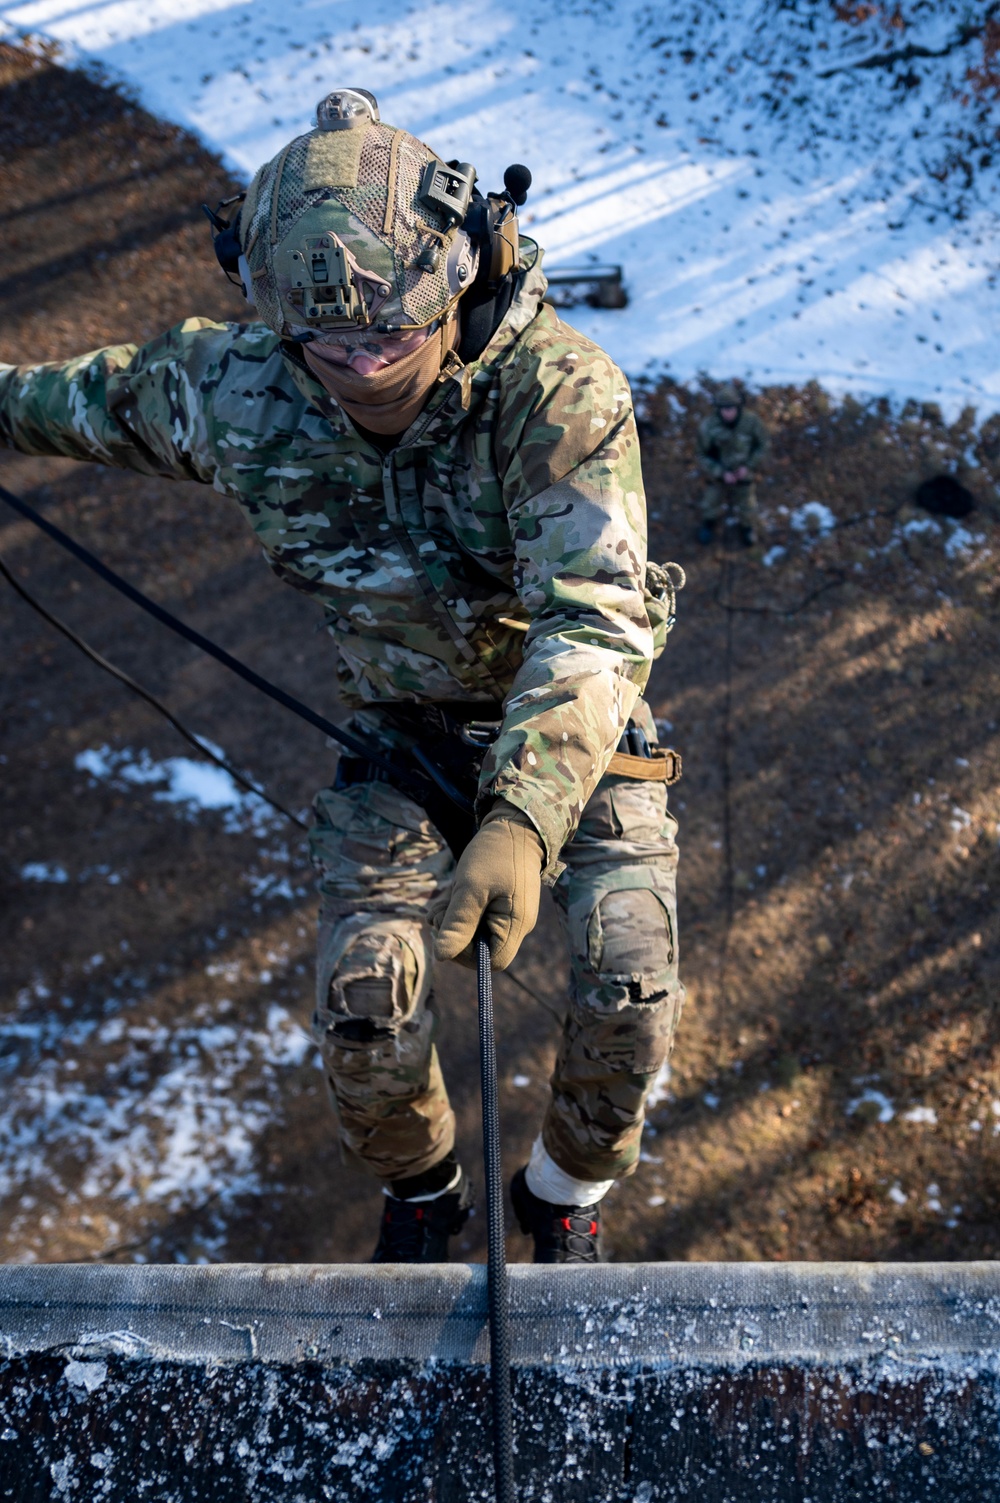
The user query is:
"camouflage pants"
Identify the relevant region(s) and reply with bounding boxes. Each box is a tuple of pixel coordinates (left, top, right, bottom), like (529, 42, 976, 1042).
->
(701, 479, 757, 526)
(308, 750, 684, 1186)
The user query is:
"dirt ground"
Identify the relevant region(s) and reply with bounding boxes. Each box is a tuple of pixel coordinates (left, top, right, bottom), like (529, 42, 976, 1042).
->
(1, 42, 998, 1267)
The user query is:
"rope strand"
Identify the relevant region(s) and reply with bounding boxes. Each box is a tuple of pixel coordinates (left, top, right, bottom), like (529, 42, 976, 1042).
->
(0, 550, 307, 830)
(476, 932, 516, 1503)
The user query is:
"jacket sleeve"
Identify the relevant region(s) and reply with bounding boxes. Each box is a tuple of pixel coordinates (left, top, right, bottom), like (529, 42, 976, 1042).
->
(697, 417, 724, 477)
(478, 331, 654, 872)
(0, 318, 235, 482)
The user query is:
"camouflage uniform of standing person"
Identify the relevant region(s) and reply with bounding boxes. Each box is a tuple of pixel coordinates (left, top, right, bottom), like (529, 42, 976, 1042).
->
(0, 89, 688, 1265)
(697, 382, 769, 547)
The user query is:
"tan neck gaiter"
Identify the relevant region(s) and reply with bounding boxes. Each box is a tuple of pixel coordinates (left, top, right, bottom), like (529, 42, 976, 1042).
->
(303, 318, 460, 435)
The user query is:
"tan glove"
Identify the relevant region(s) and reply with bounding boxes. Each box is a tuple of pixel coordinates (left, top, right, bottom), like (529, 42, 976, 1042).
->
(435, 802, 544, 971)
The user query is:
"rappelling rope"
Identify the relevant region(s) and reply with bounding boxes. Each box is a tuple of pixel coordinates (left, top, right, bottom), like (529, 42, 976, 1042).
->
(719, 550, 736, 970)
(476, 931, 516, 1503)
(0, 481, 466, 816)
(0, 547, 308, 831)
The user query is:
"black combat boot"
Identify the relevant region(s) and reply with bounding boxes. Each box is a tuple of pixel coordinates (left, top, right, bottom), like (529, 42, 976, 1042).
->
(739, 523, 756, 548)
(371, 1166, 473, 1263)
(697, 518, 716, 545)
(510, 1167, 605, 1264)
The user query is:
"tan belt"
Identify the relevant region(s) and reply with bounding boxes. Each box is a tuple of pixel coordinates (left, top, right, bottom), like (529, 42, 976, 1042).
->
(606, 747, 682, 784)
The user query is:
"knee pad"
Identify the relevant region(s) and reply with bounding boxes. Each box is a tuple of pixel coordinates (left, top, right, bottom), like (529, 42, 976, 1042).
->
(590, 888, 675, 990)
(570, 881, 684, 1074)
(582, 886, 677, 1005)
(313, 916, 431, 1051)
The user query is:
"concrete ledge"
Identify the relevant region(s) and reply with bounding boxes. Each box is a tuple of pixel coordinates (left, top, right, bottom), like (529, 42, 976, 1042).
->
(1, 1263, 998, 1499)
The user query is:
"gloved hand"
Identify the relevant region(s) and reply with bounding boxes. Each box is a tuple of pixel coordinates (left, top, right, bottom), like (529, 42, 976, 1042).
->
(435, 802, 544, 971)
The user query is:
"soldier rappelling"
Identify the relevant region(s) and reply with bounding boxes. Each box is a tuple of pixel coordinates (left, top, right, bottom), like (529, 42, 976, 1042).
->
(0, 88, 687, 1266)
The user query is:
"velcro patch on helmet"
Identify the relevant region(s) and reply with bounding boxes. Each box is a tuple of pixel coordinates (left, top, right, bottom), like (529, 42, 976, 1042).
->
(304, 126, 368, 191)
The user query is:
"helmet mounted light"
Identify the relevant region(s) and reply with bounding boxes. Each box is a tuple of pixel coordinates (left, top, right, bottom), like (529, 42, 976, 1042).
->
(315, 88, 379, 130)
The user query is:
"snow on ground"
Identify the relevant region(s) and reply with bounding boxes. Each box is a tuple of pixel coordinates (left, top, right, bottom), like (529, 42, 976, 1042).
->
(4, 747, 313, 1247)
(75, 742, 282, 834)
(3, 0, 998, 415)
(0, 1006, 315, 1263)
(0, 1001, 312, 1228)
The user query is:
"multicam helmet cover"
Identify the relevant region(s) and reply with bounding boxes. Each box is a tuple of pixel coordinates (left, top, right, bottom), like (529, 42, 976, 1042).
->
(241, 90, 478, 336)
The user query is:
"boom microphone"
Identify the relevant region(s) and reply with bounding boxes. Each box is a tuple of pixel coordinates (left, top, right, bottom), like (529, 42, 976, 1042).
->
(503, 163, 532, 207)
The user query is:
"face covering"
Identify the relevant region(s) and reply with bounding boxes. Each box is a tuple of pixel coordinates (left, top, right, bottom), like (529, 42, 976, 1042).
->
(302, 318, 460, 435)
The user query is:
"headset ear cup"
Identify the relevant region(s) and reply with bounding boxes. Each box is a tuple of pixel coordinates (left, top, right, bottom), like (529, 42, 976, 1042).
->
(464, 190, 520, 291)
(488, 210, 519, 283)
(213, 222, 243, 279)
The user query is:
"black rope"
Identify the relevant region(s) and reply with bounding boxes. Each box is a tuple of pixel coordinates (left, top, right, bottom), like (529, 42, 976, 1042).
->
(476, 931, 516, 1503)
(0, 483, 471, 826)
(0, 550, 307, 830)
(720, 550, 736, 949)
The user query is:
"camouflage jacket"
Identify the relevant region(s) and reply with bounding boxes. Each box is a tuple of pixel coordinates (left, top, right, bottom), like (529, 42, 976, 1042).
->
(0, 261, 655, 868)
(697, 408, 769, 478)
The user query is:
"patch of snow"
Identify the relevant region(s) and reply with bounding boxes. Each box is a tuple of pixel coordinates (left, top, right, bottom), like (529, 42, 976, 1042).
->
(761, 545, 786, 568)
(0, 1001, 312, 1209)
(1, 1, 998, 415)
(20, 862, 69, 883)
(943, 524, 985, 559)
(75, 744, 281, 834)
(63, 1359, 107, 1393)
(902, 1105, 938, 1125)
(645, 1059, 672, 1110)
(702, 1092, 720, 1111)
(846, 1087, 894, 1123)
(245, 873, 297, 900)
(887, 1183, 907, 1206)
(49, 1456, 75, 1497)
(902, 516, 941, 539)
(790, 502, 836, 537)
(512, 1074, 531, 1088)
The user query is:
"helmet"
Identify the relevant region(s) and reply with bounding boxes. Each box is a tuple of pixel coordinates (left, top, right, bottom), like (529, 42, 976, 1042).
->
(714, 382, 742, 409)
(240, 89, 479, 338)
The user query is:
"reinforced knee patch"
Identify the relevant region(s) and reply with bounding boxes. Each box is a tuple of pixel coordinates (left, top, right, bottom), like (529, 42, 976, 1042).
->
(567, 874, 684, 1075)
(590, 887, 674, 994)
(313, 915, 431, 1053)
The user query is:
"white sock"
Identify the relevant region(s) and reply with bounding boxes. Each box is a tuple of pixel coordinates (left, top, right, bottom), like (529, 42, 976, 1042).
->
(383, 1165, 462, 1203)
(524, 1135, 614, 1207)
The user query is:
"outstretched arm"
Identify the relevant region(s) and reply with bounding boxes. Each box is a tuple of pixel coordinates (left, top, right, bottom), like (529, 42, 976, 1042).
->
(0, 317, 238, 483)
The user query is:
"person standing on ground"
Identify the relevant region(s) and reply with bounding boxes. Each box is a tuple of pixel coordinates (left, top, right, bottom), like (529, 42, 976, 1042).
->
(697, 382, 769, 547)
(0, 89, 686, 1265)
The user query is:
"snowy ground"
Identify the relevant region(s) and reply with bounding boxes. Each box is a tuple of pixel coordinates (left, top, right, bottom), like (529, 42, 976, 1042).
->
(4, 745, 314, 1260)
(2, 0, 998, 417)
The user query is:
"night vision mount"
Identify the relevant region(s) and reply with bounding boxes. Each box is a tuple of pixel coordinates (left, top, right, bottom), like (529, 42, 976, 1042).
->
(283, 234, 392, 327)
